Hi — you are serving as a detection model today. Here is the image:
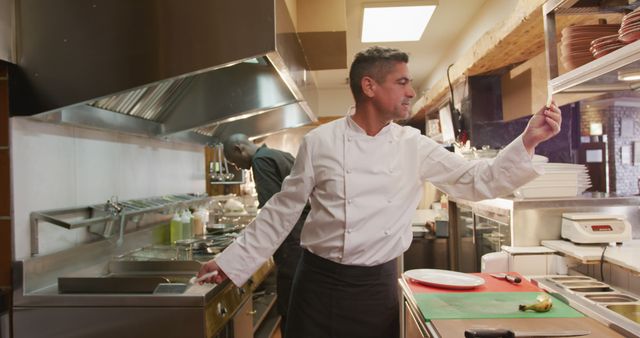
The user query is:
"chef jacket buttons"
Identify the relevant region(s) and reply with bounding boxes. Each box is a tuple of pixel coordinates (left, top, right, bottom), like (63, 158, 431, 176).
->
(346, 169, 352, 174)
(347, 229, 352, 234)
(384, 230, 390, 235)
(348, 137, 352, 142)
(389, 168, 394, 173)
(347, 199, 353, 204)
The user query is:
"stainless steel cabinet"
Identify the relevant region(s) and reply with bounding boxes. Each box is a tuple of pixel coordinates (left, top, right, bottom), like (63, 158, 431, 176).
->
(448, 199, 511, 273)
(233, 297, 254, 338)
(403, 236, 449, 272)
(449, 202, 477, 272)
(474, 208, 510, 269)
(403, 300, 428, 338)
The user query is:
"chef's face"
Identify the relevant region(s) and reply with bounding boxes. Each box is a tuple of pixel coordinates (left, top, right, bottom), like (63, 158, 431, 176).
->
(371, 62, 416, 121)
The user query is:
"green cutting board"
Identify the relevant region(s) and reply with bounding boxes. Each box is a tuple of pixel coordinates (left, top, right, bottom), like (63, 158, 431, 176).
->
(414, 292, 584, 321)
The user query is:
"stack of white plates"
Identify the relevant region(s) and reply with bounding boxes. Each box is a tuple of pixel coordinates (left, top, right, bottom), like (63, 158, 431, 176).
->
(513, 163, 591, 199)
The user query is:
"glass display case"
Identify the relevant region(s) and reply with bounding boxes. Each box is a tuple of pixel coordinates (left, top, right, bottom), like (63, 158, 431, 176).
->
(450, 202, 477, 272)
(449, 198, 512, 273)
(474, 212, 511, 267)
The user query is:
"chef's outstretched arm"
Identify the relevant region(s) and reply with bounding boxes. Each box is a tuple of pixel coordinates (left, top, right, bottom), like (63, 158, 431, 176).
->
(521, 101, 562, 155)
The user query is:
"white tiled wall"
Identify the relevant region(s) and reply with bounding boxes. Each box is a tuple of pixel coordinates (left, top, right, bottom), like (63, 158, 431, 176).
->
(11, 118, 205, 260)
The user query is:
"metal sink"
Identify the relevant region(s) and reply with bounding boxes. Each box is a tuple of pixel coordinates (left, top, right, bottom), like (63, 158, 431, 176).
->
(567, 285, 615, 293)
(549, 276, 594, 282)
(559, 281, 608, 287)
(606, 304, 640, 324)
(585, 294, 639, 303)
(58, 260, 202, 294)
(58, 276, 171, 294)
(551, 279, 616, 293)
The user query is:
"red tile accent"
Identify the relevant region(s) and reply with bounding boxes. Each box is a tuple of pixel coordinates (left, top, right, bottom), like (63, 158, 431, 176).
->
(0, 219, 11, 286)
(0, 150, 9, 217)
(0, 62, 7, 147)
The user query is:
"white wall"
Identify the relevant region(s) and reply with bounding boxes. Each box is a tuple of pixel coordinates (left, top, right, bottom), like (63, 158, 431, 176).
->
(11, 118, 205, 260)
(317, 87, 354, 117)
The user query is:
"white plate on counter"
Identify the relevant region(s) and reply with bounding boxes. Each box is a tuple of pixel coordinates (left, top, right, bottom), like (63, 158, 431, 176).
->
(404, 269, 485, 289)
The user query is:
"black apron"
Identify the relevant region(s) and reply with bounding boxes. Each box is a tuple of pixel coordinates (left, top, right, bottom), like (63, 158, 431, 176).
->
(284, 250, 399, 338)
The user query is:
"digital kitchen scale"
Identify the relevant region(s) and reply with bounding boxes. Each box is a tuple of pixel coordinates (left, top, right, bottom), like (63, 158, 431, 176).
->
(561, 212, 632, 244)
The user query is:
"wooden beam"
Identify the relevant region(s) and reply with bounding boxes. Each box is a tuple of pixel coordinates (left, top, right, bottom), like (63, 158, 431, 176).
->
(411, 0, 623, 123)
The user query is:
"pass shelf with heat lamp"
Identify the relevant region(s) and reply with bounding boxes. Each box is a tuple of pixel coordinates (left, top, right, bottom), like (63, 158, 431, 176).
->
(543, 0, 640, 95)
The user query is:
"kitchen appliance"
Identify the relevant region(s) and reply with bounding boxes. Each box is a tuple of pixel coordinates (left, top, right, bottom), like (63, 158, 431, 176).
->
(464, 328, 590, 337)
(561, 213, 632, 244)
(14, 213, 272, 338)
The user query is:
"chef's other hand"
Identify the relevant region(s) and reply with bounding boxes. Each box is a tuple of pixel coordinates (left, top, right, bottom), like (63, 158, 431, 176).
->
(522, 101, 562, 154)
(198, 260, 227, 284)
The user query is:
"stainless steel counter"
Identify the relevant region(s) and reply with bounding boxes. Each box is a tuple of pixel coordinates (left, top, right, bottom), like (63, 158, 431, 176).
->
(448, 194, 640, 246)
(533, 276, 640, 337)
(12, 218, 270, 338)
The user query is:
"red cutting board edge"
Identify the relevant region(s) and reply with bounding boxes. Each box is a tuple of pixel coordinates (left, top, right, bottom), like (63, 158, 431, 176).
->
(406, 272, 542, 293)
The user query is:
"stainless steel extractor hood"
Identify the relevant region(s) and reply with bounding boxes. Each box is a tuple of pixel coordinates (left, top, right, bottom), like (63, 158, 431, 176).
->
(6, 0, 317, 144)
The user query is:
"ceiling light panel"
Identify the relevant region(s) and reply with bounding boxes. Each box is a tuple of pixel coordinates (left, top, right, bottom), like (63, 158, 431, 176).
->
(361, 4, 436, 43)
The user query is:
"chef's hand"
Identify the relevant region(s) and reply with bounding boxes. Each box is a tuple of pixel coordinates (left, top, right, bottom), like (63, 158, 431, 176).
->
(197, 260, 228, 284)
(522, 101, 562, 155)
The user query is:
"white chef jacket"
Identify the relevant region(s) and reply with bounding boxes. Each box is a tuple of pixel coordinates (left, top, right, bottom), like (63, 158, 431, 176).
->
(216, 116, 542, 286)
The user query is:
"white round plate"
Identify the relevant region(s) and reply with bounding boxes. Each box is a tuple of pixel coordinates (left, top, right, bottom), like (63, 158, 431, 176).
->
(404, 269, 485, 289)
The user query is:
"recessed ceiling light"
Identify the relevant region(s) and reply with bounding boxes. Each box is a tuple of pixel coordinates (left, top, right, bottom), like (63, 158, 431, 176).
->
(361, 3, 437, 43)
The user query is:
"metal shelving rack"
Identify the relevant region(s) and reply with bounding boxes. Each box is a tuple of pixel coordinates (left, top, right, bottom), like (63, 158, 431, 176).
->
(544, 0, 640, 94)
(29, 193, 212, 255)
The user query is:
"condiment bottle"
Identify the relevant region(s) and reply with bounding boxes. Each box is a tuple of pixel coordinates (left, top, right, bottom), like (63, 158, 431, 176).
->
(181, 209, 193, 239)
(169, 212, 183, 243)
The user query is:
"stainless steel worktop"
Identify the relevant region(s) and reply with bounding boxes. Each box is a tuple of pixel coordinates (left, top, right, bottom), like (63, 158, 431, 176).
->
(533, 275, 640, 337)
(13, 211, 268, 338)
(448, 194, 640, 246)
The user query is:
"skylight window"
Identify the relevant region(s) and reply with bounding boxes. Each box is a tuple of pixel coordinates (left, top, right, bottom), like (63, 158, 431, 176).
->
(361, 4, 436, 43)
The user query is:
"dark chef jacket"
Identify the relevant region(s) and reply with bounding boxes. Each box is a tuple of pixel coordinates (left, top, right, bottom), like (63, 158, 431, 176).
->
(252, 145, 310, 278)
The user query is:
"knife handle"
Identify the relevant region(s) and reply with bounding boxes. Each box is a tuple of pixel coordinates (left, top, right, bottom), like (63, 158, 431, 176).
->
(506, 274, 522, 284)
(464, 328, 516, 338)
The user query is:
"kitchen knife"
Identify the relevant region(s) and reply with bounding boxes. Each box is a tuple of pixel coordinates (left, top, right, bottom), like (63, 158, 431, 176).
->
(490, 273, 522, 284)
(464, 328, 591, 337)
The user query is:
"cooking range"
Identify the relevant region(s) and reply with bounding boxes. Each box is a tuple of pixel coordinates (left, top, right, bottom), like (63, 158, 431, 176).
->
(13, 224, 271, 338)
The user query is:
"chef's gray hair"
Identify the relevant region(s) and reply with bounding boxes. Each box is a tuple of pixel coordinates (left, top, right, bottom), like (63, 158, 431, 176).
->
(349, 46, 409, 102)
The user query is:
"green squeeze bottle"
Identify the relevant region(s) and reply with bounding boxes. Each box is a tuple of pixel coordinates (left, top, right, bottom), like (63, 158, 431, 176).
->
(170, 212, 183, 244)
